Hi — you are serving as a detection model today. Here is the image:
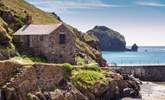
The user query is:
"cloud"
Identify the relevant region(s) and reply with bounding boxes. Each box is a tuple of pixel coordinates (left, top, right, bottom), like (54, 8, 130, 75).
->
(26, 0, 130, 13)
(135, 1, 165, 7)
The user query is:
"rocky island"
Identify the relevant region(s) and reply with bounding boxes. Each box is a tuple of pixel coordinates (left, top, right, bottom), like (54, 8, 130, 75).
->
(85, 26, 126, 51)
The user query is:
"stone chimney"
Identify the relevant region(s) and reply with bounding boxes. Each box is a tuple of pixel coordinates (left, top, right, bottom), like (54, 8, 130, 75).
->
(24, 15, 32, 25)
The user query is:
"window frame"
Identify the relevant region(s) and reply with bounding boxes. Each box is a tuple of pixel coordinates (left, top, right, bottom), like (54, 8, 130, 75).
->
(59, 33, 66, 44)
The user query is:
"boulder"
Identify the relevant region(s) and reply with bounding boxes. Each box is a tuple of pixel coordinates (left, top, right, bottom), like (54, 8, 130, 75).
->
(50, 86, 88, 100)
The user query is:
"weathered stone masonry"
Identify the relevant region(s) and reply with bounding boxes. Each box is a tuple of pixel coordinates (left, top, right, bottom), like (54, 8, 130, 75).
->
(14, 23, 80, 64)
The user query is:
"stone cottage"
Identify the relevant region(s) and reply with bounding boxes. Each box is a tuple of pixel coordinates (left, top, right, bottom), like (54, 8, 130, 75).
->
(14, 20, 80, 64)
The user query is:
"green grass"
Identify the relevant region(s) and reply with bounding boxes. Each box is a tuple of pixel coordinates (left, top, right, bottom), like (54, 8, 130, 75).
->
(10, 55, 47, 64)
(72, 70, 108, 89)
(1, 0, 60, 24)
(0, 43, 15, 50)
(81, 64, 101, 72)
(83, 33, 99, 42)
(27, 92, 33, 100)
(75, 56, 86, 65)
(63, 63, 73, 74)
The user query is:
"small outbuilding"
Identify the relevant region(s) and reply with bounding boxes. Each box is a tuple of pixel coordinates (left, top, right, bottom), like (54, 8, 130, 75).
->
(14, 22, 80, 64)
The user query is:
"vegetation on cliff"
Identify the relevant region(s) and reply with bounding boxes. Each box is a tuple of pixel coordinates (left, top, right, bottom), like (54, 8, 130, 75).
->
(0, 0, 60, 25)
(72, 65, 108, 89)
(0, 25, 15, 50)
(10, 55, 47, 64)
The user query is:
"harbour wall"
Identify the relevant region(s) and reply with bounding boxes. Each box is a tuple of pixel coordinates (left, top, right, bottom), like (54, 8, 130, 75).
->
(106, 64, 165, 81)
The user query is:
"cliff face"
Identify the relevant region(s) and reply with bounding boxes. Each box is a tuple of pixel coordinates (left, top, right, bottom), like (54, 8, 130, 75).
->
(86, 26, 126, 51)
(0, 26, 17, 59)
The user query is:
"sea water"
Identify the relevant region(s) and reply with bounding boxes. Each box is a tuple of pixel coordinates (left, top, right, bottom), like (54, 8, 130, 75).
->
(102, 46, 165, 65)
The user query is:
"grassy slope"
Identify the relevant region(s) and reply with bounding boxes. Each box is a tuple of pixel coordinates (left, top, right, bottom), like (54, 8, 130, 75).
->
(0, 18, 6, 26)
(1, 0, 60, 24)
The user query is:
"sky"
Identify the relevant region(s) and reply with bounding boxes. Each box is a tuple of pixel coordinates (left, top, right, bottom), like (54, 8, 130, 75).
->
(26, 0, 165, 46)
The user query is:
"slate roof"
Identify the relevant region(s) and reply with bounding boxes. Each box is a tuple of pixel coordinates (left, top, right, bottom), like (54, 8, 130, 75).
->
(14, 23, 62, 35)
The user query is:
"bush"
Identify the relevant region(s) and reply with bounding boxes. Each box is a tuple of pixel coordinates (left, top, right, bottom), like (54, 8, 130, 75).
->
(72, 70, 107, 89)
(75, 56, 85, 65)
(81, 64, 101, 72)
(63, 63, 73, 73)
(0, 42, 15, 50)
(10, 55, 47, 64)
(27, 92, 33, 100)
(27, 55, 47, 62)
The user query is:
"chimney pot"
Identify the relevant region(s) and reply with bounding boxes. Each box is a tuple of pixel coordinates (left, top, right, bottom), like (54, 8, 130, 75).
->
(25, 15, 32, 25)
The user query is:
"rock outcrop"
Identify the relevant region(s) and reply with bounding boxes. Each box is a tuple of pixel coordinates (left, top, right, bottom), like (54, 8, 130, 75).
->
(0, 61, 23, 86)
(86, 26, 126, 51)
(0, 61, 141, 100)
(0, 26, 11, 46)
(0, 25, 16, 60)
(131, 44, 138, 52)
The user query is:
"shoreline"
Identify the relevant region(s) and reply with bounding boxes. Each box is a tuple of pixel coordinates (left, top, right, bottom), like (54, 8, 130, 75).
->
(122, 81, 165, 100)
(140, 81, 165, 100)
(109, 63, 165, 67)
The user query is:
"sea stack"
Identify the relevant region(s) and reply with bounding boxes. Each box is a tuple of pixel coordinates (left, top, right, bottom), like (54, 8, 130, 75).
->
(131, 43, 138, 52)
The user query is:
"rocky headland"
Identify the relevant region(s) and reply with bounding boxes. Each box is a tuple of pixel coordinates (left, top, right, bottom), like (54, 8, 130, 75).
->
(84, 26, 126, 51)
(84, 26, 139, 52)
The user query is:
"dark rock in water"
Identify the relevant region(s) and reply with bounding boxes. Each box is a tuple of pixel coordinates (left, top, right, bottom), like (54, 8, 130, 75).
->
(86, 26, 126, 51)
(131, 44, 138, 52)
(123, 88, 136, 97)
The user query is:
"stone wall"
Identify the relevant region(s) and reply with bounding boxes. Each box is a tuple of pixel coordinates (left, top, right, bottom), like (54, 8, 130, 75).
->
(42, 25, 78, 64)
(0, 61, 22, 86)
(14, 24, 78, 64)
(109, 65, 165, 81)
(1, 62, 66, 100)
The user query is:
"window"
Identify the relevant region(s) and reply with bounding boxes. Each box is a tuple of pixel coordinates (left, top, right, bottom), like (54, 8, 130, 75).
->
(40, 36, 44, 41)
(59, 34, 66, 44)
(59, 54, 63, 58)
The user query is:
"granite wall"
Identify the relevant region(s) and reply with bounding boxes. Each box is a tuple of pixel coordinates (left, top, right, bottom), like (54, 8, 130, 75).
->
(0, 61, 66, 100)
(109, 65, 165, 81)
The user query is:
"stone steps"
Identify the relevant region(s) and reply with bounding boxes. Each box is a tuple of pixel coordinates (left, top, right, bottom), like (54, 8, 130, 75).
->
(0, 67, 27, 100)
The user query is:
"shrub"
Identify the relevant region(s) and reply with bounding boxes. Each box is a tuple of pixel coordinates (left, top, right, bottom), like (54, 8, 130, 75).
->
(27, 92, 33, 100)
(10, 55, 47, 64)
(63, 63, 73, 73)
(0, 42, 15, 50)
(27, 55, 47, 62)
(75, 56, 85, 65)
(72, 70, 107, 89)
(81, 64, 101, 72)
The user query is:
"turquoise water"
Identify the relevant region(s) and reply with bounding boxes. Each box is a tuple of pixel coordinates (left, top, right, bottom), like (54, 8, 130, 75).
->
(102, 46, 165, 65)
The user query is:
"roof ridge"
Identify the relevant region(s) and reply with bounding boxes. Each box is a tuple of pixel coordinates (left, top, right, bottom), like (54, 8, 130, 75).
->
(14, 22, 63, 35)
